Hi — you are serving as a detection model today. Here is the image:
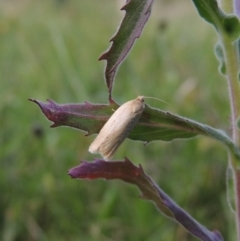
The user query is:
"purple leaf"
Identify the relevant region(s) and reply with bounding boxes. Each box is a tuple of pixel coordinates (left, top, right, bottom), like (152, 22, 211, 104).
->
(30, 98, 236, 152)
(69, 158, 224, 241)
(99, 0, 154, 97)
(29, 98, 119, 135)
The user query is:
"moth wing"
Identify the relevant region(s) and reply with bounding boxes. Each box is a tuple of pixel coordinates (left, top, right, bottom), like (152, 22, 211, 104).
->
(88, 124, 115, 154)
(89, 102, 134, 154)
(96, 111, 142, 160)
(88, 115, 127, 157)
(88, 97, 145, 160)
(98, 135, 122, 161)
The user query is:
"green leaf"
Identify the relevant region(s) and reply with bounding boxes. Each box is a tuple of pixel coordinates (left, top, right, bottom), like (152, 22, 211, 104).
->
(99, 0, 154, 97)
(30, 98, 240, 159)
(192, 0, 240, 41)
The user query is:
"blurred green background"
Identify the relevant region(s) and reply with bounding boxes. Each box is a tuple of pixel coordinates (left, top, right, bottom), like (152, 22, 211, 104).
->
(0, 0, 234, 240)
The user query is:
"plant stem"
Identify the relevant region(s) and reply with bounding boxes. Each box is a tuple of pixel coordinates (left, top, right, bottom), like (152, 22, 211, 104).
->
(221, 35, 240, 147)
(219, 0, 240, 238)
(221, 32, 240, 240)
(235, 169, 240, 240)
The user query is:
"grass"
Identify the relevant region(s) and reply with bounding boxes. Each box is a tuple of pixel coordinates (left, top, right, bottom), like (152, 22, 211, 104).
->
(0, 0, 233, 240)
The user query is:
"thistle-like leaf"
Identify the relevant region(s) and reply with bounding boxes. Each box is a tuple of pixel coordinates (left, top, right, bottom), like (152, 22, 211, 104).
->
(29, 98, 119, 136)
(30, 98, 240, 158)
(69, 158, 224, 241)
(99, 0, 154, 97)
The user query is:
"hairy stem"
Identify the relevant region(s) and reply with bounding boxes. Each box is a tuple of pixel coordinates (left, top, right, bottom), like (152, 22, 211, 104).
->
(221, 35, 240, 148)
(219, 0, 240, 238)
(235, 169, 240, 240)
(221, 31, 240, 240)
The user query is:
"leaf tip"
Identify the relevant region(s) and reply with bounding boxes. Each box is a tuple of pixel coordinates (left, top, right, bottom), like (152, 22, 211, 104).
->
(29, 98, 63, 128)
(50, 123, 58, 128)
(68, 167, 78, 179)
(99, 52, 108, 61)
(85, 131, 90, 136)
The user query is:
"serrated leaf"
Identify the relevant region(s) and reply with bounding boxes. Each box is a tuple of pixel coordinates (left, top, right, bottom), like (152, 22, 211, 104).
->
(192, 0, 240, 41)
(29, 98, 119, 135)
(30, 98, 240, 158)
(99, 0, 154, 97)
(69, 158, 224, 241)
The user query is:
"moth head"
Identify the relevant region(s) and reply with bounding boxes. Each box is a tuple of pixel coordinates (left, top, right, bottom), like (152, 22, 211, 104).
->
(137, 96, 144, 103)
(132, 96, 145, 113)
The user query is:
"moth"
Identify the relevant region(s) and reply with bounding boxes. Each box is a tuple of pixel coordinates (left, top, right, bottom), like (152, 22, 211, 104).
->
(89, 96, 145, 160)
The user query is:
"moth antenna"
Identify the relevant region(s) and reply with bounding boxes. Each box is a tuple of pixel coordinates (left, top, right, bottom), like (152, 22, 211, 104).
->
(143, 96, 169, 105)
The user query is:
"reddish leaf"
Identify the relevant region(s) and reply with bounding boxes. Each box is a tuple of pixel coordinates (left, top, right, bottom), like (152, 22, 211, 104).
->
(69, 158, 224, 241)
(30, 98, 238, 157)
(29, 98, 118, 135)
